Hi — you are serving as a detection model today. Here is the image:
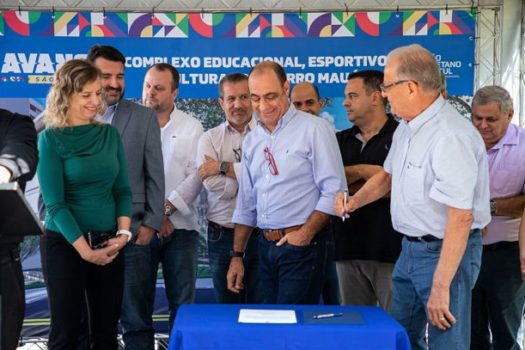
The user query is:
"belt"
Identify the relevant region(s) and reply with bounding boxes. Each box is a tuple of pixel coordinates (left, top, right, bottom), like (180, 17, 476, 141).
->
(261, 225, 302, 242)
(208, 221, 234, 232)
(0, 247, 20, 265)
(483, 240, 518, 252)
(405, 234, 441, 242)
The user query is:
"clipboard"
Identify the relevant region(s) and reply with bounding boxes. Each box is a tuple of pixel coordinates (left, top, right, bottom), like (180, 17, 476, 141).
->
(0, 182, 44, 237)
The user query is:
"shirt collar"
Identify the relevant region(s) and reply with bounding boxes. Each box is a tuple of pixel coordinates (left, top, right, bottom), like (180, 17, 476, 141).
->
(490, 123, 518, 150)
(225, 115, 257, 135)
(162, 103, 179, 128)
(349, 113, 397, 138)
(257, 103, 296, 135)
(403, 95, 446, 136)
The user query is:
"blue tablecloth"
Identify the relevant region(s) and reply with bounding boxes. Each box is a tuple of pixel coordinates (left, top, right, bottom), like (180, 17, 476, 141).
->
(169, 304, 411, 350)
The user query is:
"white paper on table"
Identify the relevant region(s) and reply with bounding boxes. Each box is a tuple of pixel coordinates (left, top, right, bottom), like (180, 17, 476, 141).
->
(238, 309, 297, 324)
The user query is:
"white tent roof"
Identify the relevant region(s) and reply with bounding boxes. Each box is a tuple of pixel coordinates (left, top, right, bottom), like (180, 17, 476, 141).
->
(1, 0, 503, 12)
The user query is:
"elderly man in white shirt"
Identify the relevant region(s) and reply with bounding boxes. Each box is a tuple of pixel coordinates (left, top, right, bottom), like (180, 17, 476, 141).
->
(336, 44, 490, 350)
(197, 73, 263, 304)
(142, 63, 203, 333)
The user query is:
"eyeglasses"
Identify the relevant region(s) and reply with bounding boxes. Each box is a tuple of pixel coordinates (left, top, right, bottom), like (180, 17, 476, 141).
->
(233, 147, 242, 162)
(379, 80, 411, 92)
(263, 146, 279, 176)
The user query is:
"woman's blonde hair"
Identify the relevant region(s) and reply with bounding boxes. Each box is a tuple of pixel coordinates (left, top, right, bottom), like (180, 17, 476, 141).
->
(43, 59, 102, 128)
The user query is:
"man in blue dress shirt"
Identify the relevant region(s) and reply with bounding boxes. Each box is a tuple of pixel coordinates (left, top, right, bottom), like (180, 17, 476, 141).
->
(227, 61, 346, 304)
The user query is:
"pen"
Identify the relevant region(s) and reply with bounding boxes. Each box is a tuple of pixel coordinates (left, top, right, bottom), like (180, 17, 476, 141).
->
(313, 312, 344, 319)
(342, 190, 348, 222)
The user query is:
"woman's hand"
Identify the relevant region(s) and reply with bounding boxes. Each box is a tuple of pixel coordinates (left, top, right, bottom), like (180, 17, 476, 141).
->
(82, 244, 120, 266)
(107, 234, 129, 251)
(73, 235, 121, 266)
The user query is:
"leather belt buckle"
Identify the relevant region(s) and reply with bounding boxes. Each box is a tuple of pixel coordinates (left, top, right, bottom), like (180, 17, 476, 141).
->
(261, 225, 302, 242)
(262, 229, 284, 242)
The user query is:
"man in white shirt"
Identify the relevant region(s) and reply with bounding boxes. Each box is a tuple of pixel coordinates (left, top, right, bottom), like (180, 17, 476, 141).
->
(197, 73, 263, 303)
(335, 44, 490, 349)
(142, 63, 204, 333)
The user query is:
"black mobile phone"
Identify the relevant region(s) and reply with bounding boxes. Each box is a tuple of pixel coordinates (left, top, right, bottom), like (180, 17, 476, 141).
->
(87, 231, 112, 249)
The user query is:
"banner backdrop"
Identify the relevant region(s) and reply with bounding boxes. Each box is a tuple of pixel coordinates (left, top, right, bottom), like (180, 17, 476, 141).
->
(0, 9, 476, 337)
(0, 10, 476, 100)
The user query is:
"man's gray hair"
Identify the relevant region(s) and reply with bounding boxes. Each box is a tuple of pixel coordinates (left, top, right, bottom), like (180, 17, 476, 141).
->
(472, 85, 513, 114)
(387, 44, 441, 92)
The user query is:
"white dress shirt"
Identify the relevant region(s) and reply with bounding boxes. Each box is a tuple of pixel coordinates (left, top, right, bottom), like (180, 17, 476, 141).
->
(196, 117, 257, 228)
(384, 96, 491, 238)
(162, 105, 204, 231)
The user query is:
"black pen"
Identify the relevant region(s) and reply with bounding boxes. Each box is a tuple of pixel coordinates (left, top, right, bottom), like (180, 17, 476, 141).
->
(313, 312, 343, 319)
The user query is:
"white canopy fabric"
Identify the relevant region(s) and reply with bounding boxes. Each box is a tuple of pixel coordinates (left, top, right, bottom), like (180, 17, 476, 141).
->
(0, 0, 503, 12)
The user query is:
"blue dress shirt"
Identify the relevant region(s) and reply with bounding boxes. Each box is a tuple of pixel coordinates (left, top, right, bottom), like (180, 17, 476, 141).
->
(232, 105, 346, 229)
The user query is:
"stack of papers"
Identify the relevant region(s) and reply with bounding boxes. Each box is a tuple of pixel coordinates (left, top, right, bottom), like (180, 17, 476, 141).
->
(238, 309, 297, 324)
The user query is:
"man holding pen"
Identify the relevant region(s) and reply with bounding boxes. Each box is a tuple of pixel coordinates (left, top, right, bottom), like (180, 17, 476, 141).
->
(335, 45, 489, 349)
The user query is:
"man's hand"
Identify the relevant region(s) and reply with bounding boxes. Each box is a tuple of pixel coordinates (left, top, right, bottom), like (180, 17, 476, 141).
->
(427, 284, 456, 330)
(198, 155, 220, 180)
(227, 257, 245, 293)
(334, 191, 358, 220)
(0, 165, 11, 184)
(135, 225, 155, 245)
(276, 228, 312, 247)
(158, 216, 175, 238)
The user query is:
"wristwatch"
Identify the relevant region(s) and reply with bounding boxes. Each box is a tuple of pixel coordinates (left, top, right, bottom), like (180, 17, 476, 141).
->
(164, 204, 174, 216)
(230, 250, 245, 259)
(220, 161, 229, 175)
(490, 200, 496, 216)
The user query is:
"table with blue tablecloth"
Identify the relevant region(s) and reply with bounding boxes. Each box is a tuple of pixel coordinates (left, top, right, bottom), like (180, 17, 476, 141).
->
(169, 304, 410, 350)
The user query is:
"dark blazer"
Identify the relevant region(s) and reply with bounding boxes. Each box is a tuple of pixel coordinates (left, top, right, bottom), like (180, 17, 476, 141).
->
(0, 108, 38, 246)
(0, 109, 38, 191)
(111, 99, 164, 234)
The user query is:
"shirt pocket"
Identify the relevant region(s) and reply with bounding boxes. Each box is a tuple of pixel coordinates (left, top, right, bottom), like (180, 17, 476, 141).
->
(277, 147, 310, 177)
(402, 161, 426, 203)
(166, 134, 192, 162)
(490, 167, 522, 197)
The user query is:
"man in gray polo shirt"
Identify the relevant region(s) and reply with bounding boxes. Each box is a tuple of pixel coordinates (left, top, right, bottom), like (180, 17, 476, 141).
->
(336, 44, 490, 349)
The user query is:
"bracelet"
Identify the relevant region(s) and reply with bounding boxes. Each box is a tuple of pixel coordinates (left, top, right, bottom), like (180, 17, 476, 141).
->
(116, 229, 132, 243)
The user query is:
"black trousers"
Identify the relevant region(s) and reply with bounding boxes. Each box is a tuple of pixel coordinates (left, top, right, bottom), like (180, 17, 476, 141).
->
(0, 246, 24, 350)
(44, 230, 124, 350)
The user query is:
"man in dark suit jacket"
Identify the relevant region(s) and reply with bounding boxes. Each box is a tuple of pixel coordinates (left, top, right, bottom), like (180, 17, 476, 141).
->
(87, 45, 165, 350)
(0, 109, 38, 350)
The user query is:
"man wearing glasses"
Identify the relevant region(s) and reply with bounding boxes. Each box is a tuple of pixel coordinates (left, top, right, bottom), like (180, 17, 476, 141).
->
(335, 44, 490, 349)
(197, 73, 263, 304)
(227, 61, 346, 304)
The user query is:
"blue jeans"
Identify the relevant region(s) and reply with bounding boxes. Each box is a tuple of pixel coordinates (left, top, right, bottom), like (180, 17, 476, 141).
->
(121, 241, 156, 350)
(322, 240, 340, 305)
(121, 229, 198, 350)
(258, 226, 330, 304)
(207, 223, 263, 304)
(392, 230, 482, 350)
(471, 242, 525, 350)
(151, 229, 198, 331)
